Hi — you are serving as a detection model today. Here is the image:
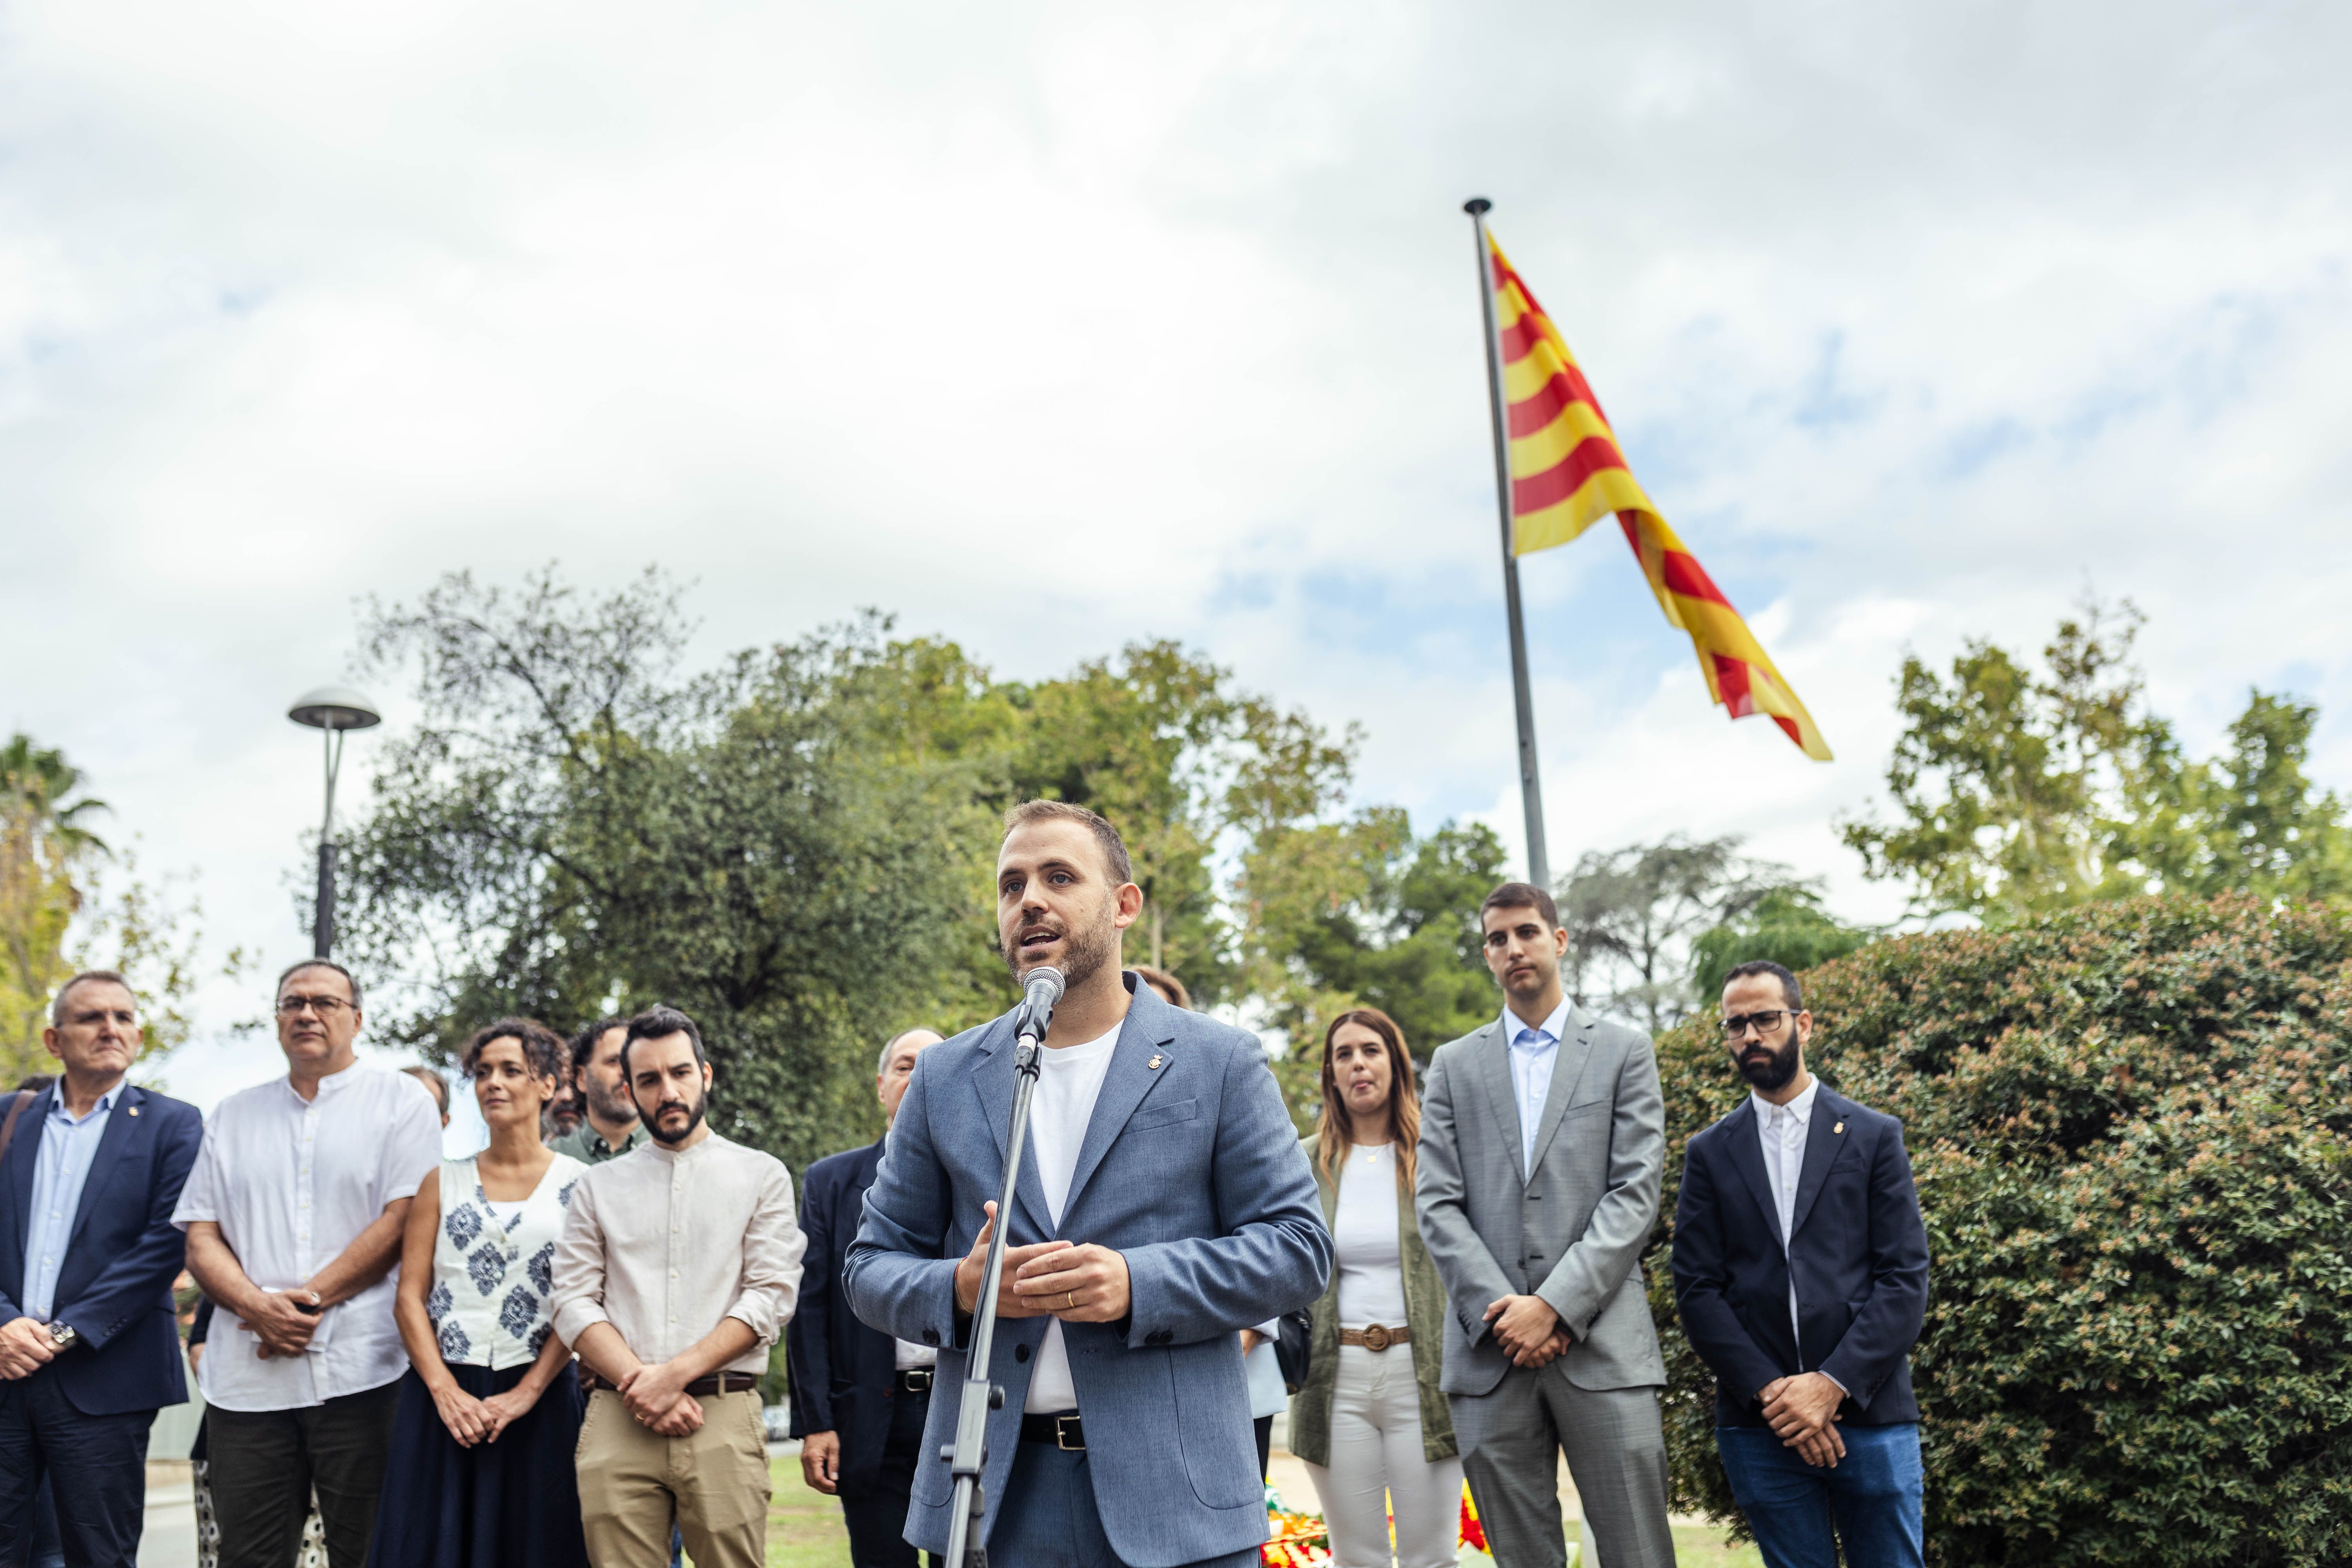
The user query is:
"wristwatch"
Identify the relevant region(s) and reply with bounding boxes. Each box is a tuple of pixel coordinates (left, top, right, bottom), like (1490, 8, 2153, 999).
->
(47, 1323, 78, 1352)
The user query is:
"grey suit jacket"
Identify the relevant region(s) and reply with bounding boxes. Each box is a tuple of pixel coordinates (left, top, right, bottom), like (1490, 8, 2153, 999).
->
(1414, 1006, 1667, 1396)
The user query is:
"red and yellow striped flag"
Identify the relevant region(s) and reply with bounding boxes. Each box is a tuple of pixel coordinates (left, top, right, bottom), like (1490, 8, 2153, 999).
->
(1490, 232, 1832, 760)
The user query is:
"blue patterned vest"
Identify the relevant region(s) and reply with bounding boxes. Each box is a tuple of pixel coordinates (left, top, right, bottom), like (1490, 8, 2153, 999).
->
(423, 1153, 586, 1368)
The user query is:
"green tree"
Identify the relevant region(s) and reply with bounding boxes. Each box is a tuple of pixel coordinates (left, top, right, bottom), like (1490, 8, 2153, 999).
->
(1555, 835, 1809, 1032)
(1844, 601, 2350, 918)
(337, 572, 997, 1168)
(0, 736, 229, 1077)
(1686, 887, 1873, 1004)
(336, 568, 1370, 1169)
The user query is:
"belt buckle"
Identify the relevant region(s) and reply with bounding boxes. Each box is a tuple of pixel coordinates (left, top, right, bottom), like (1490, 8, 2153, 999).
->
(1055, 1414, 1083, 1452)
(1362, 1323, 1393, 1352)
(904, 1368, 933, 1393)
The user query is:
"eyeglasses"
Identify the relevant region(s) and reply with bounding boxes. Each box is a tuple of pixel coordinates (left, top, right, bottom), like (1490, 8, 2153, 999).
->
(276, 995, 354, 1018)
(1720, 1010, 1795, 1038)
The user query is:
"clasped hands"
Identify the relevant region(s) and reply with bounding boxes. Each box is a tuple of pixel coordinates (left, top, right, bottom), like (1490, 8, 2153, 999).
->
(616, 1359, 706, 1437)
(427, 1376, 545, 1448)
(1760, 1372, 1846, 1467)
(238, 1287, 325, 1359)
(1483, 1294, 1572, 1368)
(954, 1201, 1132, 1325)
(0, 1316, 57, 1379)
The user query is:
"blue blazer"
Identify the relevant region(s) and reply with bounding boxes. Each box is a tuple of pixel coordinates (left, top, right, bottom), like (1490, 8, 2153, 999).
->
(1670, 1084, 1929, 1427)
(0, 1083, 204, 1416)
(786, 1138, 907, 1499)
(844, 975, 1332, 1568)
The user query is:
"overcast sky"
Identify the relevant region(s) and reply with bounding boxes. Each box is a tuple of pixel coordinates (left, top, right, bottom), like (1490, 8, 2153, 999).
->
(6, 0, 2348, 1114)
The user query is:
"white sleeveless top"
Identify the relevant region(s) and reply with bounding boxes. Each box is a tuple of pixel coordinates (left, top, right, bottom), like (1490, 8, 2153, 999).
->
(423, 1152, 588, 1369)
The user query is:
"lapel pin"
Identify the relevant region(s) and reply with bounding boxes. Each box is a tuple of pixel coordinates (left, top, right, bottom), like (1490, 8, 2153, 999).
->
(1833, 1121, 1844, 1135)
(1147, 1054, 1164, 1070)
(128, 1106, 139, 1117)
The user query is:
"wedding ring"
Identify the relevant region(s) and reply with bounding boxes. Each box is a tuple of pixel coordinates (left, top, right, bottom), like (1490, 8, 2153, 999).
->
(1066, 1290, 1077, 1310)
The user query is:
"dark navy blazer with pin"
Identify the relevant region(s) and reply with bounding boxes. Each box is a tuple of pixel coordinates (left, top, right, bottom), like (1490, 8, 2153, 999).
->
(0, 1082, 205, 1415)
(1670, 1083, 1929, 1427)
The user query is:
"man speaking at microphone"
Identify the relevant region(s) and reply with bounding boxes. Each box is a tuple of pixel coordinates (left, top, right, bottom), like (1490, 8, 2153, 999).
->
(846, 801, 1330, 1568)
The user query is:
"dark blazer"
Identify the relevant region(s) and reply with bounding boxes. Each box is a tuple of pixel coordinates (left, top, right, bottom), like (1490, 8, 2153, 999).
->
(1670, 1083, 1928, 1427)
(0, 1082, 205, 1416)
(786, 1137, 907, 1500)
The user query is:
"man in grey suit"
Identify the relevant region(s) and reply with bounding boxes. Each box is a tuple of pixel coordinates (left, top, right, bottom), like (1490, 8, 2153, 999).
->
(846, 800, 1331, 1568)
(1416, 881, 1677, 1568)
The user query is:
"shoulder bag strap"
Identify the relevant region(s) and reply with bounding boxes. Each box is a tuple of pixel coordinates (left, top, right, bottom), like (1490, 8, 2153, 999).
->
(0, 1090, 34, 1166)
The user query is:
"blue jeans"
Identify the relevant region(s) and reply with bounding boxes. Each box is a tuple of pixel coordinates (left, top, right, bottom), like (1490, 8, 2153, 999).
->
(1715, 1423, 1924, 1568)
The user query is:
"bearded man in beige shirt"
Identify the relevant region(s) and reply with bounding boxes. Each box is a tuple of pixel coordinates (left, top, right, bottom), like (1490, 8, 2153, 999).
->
(551, 1005, 806, 1568)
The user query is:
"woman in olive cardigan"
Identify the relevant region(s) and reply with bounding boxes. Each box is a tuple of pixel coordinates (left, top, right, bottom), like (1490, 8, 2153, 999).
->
(1289, 1008, 1461, 1568)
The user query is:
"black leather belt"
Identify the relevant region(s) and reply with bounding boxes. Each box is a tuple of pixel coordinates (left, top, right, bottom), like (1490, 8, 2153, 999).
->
(583, 1370, 760, 1397)
(1018, 1412, 1085, 1450)
(893, 1368, 935, 1394)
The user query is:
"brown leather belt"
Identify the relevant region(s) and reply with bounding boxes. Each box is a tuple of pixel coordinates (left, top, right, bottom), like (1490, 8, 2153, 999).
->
(1339, 1324, 1410, 1351)
(583, 1370, 762, 1397)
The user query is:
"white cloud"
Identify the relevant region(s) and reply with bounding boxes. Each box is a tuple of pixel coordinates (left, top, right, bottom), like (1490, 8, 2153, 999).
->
(4, 0, 2348, 1106)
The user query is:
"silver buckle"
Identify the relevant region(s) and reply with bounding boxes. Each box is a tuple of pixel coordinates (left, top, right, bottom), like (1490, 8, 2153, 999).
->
(1055, 1414, 1084, 1451)
(902, 1368, 932, 1393)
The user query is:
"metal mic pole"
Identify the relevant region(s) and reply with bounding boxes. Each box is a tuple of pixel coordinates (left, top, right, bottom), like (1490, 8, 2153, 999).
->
(942, 990, 1054, 1568)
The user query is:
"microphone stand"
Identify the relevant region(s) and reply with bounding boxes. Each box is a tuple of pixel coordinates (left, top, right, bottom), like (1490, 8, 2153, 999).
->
(942, 1009, 1049, 1567)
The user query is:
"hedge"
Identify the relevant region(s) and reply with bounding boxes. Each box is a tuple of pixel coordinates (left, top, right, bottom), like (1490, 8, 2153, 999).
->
(1644, 896, 2352, 1567)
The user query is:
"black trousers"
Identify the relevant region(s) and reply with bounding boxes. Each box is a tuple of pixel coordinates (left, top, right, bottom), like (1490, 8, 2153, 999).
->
(0, 1369, 154, 1568)
(839, 1386, 936, 1568)
(206, 1380, 401, 1568)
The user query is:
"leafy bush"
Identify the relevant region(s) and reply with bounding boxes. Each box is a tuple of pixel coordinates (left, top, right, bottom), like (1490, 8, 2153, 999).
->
(1646, 897, 2352, 1567)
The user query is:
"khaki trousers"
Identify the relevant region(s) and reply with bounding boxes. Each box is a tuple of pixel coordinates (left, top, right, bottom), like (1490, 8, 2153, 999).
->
(576, 1388, 770, 1568)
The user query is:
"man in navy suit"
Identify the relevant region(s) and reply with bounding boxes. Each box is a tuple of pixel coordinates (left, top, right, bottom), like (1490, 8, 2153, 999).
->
(1671, 960, 1931, 1568)
(789, 1025, 944, 1568)
(0, 970, 204, 1568)
(846, 801, 1331, 1568)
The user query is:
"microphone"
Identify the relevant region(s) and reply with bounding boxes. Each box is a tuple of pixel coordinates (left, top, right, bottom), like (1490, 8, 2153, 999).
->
(1012, 965, 1065, 1044)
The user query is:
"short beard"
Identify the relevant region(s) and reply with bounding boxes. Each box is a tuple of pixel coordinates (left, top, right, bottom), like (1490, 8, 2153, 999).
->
(1004, 893, 1119, 993)
(1737, 1038, 1802, 1093)
(584, 1077, 637, 1127)
(644, 1092, 709, 1146)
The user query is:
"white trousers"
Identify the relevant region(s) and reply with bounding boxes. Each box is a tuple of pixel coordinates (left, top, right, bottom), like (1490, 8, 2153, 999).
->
(1304, 1343, 1465, 1568)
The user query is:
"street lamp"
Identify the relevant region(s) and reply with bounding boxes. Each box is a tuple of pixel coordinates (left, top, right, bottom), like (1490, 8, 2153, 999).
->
(287, 686, 382, 958)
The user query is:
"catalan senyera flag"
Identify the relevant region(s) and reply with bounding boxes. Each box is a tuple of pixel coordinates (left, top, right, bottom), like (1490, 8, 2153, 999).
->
(1488, 232, 1832, 760)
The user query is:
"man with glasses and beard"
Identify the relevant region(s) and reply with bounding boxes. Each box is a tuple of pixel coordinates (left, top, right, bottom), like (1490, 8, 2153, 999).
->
(1671, 961, 1931, 1568)
(845, 801, 1330, 1568)
(551, 1006, 806, 1568)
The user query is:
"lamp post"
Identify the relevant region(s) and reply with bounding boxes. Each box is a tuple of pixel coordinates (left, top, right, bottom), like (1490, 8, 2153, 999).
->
(287, 686, 382, 959)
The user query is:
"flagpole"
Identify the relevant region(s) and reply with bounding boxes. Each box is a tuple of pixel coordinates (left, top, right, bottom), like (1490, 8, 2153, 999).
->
(1465, 197, 1551, 890)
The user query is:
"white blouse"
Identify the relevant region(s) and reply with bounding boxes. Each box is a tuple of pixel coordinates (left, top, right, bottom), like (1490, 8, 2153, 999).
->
(424, 1153, 587, 1369)
(1332, 1143, 1409, 1328)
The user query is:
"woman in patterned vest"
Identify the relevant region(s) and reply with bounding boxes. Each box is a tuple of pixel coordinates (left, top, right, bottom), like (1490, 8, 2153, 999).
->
(373, 1019, 592, 1568)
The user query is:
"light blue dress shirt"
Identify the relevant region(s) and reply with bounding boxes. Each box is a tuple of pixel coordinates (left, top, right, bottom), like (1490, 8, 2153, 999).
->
(1503, 997, 1572, 1174)
(23, 1085, 119, 1322)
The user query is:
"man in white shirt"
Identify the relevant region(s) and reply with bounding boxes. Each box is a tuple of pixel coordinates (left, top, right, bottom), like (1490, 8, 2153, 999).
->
(844, 801, 1330, 1568)
(1415, 882, 1677, 1568)
(551, 1005, 806, 1568)
(788, 1027, 945, 1568)
(174, 959, 443, 1568)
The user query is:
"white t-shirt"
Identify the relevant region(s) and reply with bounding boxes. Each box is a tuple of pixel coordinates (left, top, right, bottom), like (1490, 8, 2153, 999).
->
(1021, 1022, 1122, 1414)
(1333, 1143, 1409, 1328)
(896, 1338, 938, 1370)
